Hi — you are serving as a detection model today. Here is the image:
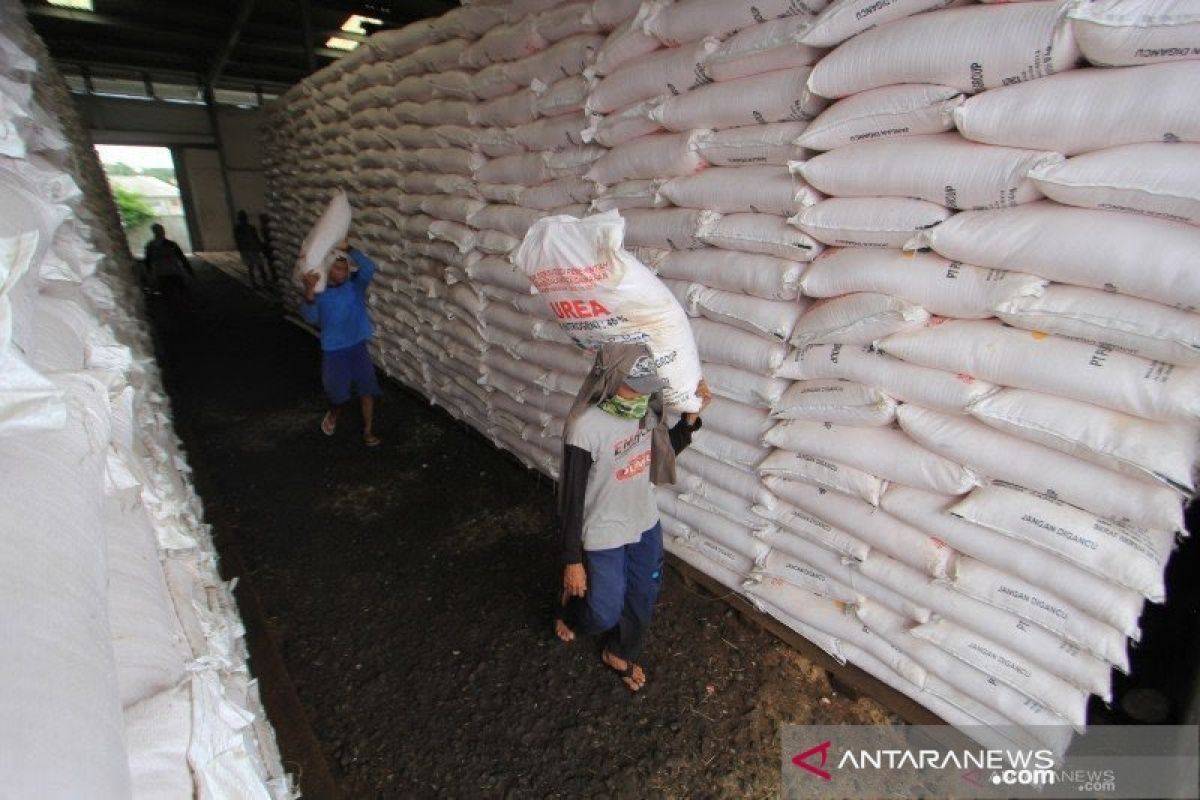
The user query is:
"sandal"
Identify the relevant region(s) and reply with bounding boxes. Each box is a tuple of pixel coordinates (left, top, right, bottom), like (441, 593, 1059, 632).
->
(363, 433, 382, 447)
(320, 411, 336, 436)
(603, 649, 645, 692)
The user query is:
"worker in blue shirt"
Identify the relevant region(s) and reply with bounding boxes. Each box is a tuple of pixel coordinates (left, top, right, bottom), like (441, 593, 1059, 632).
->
(300, 241, 382, 446)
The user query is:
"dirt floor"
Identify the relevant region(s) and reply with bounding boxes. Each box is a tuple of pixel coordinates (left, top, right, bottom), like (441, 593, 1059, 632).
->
(152, 262, 903, 798)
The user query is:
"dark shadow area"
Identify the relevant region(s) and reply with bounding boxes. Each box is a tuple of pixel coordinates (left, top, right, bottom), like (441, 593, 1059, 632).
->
(150, 260, 895, 799)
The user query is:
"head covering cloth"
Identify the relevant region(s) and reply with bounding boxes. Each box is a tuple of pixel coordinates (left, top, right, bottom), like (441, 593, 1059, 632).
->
(559, 343, 677, 514)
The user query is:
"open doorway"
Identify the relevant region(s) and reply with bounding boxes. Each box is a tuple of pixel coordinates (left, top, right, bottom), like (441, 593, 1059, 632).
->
(96, 144, 194, 255)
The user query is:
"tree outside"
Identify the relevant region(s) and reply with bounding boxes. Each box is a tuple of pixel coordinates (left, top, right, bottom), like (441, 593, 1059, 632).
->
(114, 185, 157, 230)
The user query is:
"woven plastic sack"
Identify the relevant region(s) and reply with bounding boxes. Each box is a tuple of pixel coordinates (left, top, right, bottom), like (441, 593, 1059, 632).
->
(808, 0, 1079, 99)
(996, 283, 1200, 367)
(656, 248, 803, 301)
(796, 83, 964, 151)
(1069, 0, 1200, 67)
(514, 210, 703, 410)
(790, 197, 952, 248)
(801, 0, 967, 48)
(650, 67, 827, 132)
(584, 130, 709, 184)
(693, 122, 809, 166)
(911, 201, 1200, 310)
(953, 61, 1200, 155)
(881, 318, 1200, 422)
(800, 246, 1045, 319)
(898, 404, 1186, 534)
(587, 38, 718, 114)
(789, 292, 930, 347)
(293, 190, 351, 292)
(771, 379, 898, 427)
(705, 16, 824, 82)
(797, 132, 1059, 210)
(1027, 142, 1200, 226)
(659, 165, 821, 215)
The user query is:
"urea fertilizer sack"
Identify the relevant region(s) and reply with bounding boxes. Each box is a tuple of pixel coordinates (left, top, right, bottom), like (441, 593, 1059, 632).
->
(696, 396, 773, 444)
(807, 0, 1080, 99)
(969, 388, 1200, 494)
(621, 208, 715, 250)
(590, 179, 668, 212)
(691, 427, 770, 469)
(799, 247, 1046, 318)
(774, 343, 999, 412)
(650, 67, 828, 132)
(896, 404, 1186, 534)
(760, 448, 888, 505)
(582, 97, 665, 148)
(697, 212, 824, 260)
(1069, 0, 1200, 67)
(753, 498, 872, 562)
(586, 38, 718, 114)
(1027, 142, 1200, 226)
(705, 16, 825, 82)
(796, 133, 1060, 210)
(584, 130, 709, 184)
(790, 197, 953, 248)
(656, 249, 803, 301)
(689, 286, 809, 342)
(690, 317, 789, 373)
(953, 61, 1200, 155)
(771, 379, 898, 427)
(764, 475, 955, 576)
(909, 618, 1090, 731)
(693, 122, 809, 167)
(765, 419, 976, 495)
(514, 210, 703, 411)
(801, 0, 967, 48)
(951, 482, 1174, 602)
(995, 284, 1200, 368)
(659, 166, 822, 215)
(642, 0, 830, 47)
(858, 554, 1115, 702)
(881, 485, 1147, 637)
(678, 448, 776, 506)
(947, 555, 1130, 668)
(755, 548, 860, 606)
(910, 201, 1200, 310)
(702, 362, 791, 408)
(588, 16, 661, 78)
(746, 580, 931, 689)
(788, 292, 930, 347)
(880, 318, 1200, 422)
(293, 189, 351, 291)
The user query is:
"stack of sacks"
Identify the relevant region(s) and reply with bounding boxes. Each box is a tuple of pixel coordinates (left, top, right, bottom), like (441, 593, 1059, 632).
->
(264, 0, 649, 478)
(2, 6, 291, 798)
(579, 2, 832, 593)
(261, 0, 1197, 752)
(747, 0, 1197, 751)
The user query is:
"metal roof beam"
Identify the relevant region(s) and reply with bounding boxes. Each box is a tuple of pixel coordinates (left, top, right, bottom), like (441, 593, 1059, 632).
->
(205, 0, 259, 93)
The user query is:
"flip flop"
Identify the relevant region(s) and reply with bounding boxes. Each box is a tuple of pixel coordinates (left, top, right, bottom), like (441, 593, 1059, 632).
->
(321, 412, 336, 436)
(363, 433, 382, 447)
(603, 650, 644, 692)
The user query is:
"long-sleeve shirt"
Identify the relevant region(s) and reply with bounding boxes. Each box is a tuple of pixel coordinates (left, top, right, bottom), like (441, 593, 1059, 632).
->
(143, 238, 194, 280)
(558, 409, 701, 564)
(300, 249, 377, 351)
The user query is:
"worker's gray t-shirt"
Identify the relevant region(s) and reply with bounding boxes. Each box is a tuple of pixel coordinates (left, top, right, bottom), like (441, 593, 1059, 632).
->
(565, 405, 660, 552)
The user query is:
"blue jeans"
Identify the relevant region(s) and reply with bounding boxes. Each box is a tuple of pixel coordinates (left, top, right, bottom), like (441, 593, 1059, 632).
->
(564, 521, 664, 664)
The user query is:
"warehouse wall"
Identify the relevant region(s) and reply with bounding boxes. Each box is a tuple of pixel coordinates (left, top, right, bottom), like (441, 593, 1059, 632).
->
(73, 93, 269, 251)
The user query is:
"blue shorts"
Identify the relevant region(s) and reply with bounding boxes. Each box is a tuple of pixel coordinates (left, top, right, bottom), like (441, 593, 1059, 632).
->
(321, 340, 380, 405)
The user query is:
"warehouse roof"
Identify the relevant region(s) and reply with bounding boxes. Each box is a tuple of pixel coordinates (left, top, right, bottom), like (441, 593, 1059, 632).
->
(23, 0, 457, 98)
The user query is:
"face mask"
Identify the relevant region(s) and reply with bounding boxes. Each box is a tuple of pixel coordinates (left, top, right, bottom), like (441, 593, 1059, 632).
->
(599, 392, 649, 420)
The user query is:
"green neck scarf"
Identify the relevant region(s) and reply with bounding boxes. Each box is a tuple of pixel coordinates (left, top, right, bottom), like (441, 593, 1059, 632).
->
(599, 393, 649, 420)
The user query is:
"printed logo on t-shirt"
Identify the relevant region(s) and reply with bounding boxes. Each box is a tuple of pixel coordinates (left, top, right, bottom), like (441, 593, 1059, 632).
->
(613, 429, 650, 458)
(612, 429, 652, 481)
(616, 450, 652, 481)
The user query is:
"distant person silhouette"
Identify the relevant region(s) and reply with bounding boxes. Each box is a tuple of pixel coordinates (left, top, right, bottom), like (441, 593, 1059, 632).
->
(234, 210, 273, 289)
(142, 223, 194, 311)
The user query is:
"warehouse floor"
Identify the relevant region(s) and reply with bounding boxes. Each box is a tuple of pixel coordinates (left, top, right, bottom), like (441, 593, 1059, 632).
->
(153, 261, 900, 798)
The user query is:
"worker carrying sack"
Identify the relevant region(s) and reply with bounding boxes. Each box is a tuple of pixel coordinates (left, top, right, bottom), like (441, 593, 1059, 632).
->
(292, 189, 351, 293)
(514, 209, 704, 411)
